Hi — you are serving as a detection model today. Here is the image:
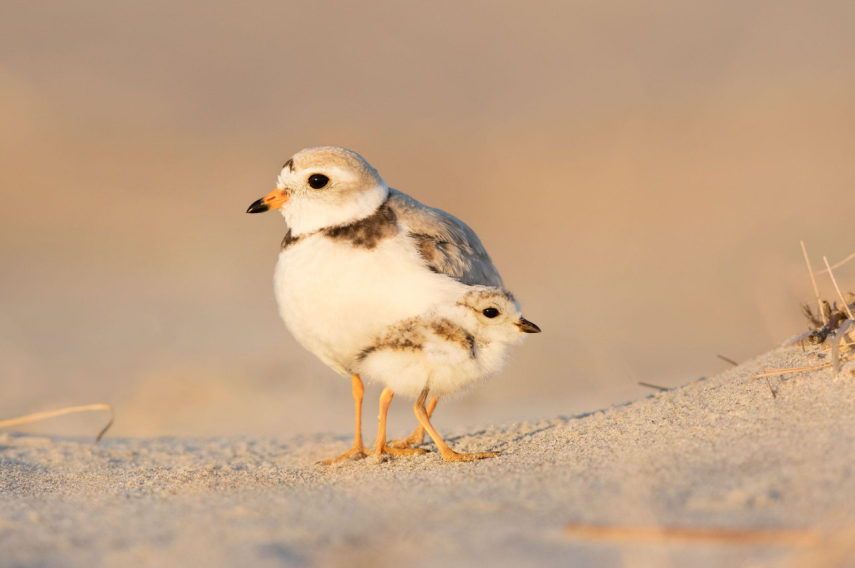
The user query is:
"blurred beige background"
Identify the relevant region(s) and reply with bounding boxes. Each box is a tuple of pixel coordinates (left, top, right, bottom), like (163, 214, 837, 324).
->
(1, 0, 854, 438)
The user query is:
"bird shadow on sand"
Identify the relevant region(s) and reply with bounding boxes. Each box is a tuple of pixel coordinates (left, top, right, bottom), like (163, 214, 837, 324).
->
(439, 404, 629, 452)
(438, 388, 696, 454)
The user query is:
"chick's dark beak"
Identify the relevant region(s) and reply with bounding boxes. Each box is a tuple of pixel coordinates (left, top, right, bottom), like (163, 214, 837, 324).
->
(516, 317, 541, 333)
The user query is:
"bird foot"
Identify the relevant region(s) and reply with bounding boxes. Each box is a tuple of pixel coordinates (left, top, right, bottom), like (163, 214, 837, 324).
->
(387, 432, 425, 449)
(373, 444, 428, 462)
(439, 450, 499, 462)
(317, 444, 369, 466)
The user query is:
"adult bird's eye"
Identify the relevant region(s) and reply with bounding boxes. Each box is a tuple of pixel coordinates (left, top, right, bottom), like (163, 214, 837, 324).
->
(482, 308, 500, 318)
(308, 174, 330, 189)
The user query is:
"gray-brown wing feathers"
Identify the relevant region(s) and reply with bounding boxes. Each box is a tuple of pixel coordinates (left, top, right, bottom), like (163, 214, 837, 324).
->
(387, 189, 504, 288)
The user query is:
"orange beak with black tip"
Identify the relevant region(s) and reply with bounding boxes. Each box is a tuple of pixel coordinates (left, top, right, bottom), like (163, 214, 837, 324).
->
(247, 189, 289, 214)
(516, 317, 541, 333)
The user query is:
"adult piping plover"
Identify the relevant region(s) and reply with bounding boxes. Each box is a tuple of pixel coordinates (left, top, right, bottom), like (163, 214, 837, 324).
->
(246, 147, 504, 464)
(356, 287, 541, 462)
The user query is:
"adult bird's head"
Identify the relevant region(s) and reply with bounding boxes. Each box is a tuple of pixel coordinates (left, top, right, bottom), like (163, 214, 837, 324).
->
(246, 146, 389, 236)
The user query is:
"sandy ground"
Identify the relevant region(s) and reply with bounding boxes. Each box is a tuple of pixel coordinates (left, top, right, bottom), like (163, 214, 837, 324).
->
(3, 344, 855, 568)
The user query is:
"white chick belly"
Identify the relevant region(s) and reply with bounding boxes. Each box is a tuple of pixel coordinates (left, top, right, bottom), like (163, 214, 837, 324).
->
(357, 347, 484, 399)
(390, 340, 510, 399)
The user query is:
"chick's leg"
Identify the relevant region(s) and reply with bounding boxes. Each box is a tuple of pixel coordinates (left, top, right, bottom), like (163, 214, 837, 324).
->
(388, 396, 437, 449)
(374, 388, 427, 460)
(413, 388, 498, 462)
(318, 374, 369, 465)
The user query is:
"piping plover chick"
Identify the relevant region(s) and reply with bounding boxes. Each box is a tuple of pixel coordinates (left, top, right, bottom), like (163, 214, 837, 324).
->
(355, 287, 541, 462)
(246, 147, 504, 464)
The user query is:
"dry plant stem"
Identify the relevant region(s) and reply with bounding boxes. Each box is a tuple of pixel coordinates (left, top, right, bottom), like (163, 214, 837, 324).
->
(638, 382, 669, 391)
(802, 241, 827, 325)
(0, 403, 114, 443)
(754, 363, 831, 378)
(765, 377, 777, 398)
(832, 319, 854, 380)
(824, 256, 854, 320)
(318, 374, 368, 465)
(564, 523, 819, 546)
(413, 388, 498, 462)
(717, 354, 739, 366)
(816, 250, 855, 275)
(753, 355, 855, 379)
(373, 388, 426, 459)
(388, 396, 437, 449)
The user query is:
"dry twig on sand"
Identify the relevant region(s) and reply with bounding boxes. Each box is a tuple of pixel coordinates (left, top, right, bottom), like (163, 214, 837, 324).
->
(0, 404, 115, 443)
(752, 357, 855, 379)
(637, 382, 670, 391)
(717, 354, 739, 367)
(765, 377, 777, 399)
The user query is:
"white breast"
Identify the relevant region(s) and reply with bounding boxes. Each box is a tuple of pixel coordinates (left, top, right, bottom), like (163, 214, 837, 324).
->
(273, 233, 467, 376)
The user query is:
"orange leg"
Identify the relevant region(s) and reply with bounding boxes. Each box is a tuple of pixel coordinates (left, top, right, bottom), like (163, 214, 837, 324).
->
(374, 387, 427, 460)
(318, 374, 369, 465)
(388, 396, 437, 449)
(413, 388, 498, 462)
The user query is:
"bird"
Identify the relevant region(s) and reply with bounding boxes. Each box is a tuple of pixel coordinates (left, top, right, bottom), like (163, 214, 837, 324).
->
(355, 287, 541, 462)
(246, 146, 505, 464)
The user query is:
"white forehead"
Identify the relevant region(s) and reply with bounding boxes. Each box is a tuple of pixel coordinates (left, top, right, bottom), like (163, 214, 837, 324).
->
(275, 146, 380, 188)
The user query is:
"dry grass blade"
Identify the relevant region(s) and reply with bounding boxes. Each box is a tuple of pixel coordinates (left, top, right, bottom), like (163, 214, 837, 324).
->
(766, 377, 777, 398)
(754, 362, 833, 378)
(564, 523, 819, 546)
(0, 404, 115, 443)
(717, 354, 739, 366)
(823, 256, 854, 320)
(815, 250, 855, 275)
(832, 319, 854, 381)
(638, 382, 670, 391)
(801, 241, 827, 325)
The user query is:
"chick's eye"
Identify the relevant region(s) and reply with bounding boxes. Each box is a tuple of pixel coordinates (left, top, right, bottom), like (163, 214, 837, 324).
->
(308, 174, 330, 189)
(482, 308, 500, 318)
